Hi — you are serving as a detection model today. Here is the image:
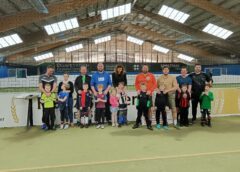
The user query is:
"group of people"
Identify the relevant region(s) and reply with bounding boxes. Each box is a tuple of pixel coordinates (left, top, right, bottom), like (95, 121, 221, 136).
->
(38, 63, 213, 131)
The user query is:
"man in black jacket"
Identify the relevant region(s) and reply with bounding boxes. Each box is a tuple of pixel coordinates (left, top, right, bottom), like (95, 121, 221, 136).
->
(74, 66, 92, 123)
(188, 64, 212, 123)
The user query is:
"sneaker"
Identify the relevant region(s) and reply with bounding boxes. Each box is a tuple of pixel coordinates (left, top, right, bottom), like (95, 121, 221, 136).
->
(96, 125, 101, 129)
(60, 124, 64, 129)
(44, 126, 48, 131)
(147, 126, 153, 131)
(112, 124, 115, 127)
(156, 124, 161, 129)
(163, 126, 168, 130)
(101, 125, 105, 129)
(174, 125, 180, 130)
(85, 124, 89, 128)
(118, 124, 122, 128)
(132, 124, 139, 129)
(64, 124, 69, 129)
(41, 123, 47, 130)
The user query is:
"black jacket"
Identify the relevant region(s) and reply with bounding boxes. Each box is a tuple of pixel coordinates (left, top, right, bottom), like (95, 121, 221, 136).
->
(112, 72, 127, 87)
(74, 75, 92, 94)
(155, 91, 169, 110)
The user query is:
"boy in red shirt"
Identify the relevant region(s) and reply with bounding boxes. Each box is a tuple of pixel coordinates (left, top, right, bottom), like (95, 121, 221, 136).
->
(177, 85, 191, 127)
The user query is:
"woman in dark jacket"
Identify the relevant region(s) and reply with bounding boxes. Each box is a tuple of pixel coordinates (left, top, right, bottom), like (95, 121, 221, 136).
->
(58, 72, 74, 126)
(112, 64, 127, 88)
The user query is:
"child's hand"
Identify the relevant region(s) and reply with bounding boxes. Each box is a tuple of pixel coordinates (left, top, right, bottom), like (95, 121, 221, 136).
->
(165, 106, 169, 111)
(80, 107, 82, 110)
(183, 93, 187, 98)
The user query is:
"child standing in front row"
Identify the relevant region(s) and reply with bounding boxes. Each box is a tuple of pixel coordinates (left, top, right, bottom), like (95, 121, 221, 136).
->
(41, 84, 56, 130)
(79, 83, 92, 128)
(117, 82, 129, 127)
(154, 84, 169, 129)
(132, 83, 153, 130)
(109, 88, 119, 127)
(200, 84, 214, 127)
(58, 83, 70, 129)
(95, 84, 107, 129)
(177, 84, 191, 127)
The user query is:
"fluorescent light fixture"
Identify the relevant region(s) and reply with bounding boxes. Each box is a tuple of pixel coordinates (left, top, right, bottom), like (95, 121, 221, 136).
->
(34, 52, 54, 61)
(0, 34, 23, 49)
(177, 54, 194, 62)
(152, 45, 169, 54)
(65, 43, 83, 53)
(202, 23, 233, 39)
(94, 35, 111, 44)
(158, 5, 190, 23)
(101, 3, 131, 20)
(44, 17, 79, 35)
(127, 36, 144, 45)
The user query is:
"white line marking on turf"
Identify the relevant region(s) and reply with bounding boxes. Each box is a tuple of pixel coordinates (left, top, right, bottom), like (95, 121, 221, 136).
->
(1, 149, 240, 172)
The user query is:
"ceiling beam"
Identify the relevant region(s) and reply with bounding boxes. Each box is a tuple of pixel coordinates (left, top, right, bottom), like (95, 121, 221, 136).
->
(133, 6, 240, 55)
(7, 23, 121, 61)
(185, 0, 240, 26)
(0, 15, 102, 56)
(0, 0, 105, 32)
(121, 24, 229, 64)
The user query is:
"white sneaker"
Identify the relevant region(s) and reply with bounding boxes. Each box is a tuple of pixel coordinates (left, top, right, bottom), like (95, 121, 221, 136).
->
(60, 124, 64, 129)
(112, 124, 115, 127)
(96, 125, 101, 129)
(64, 124, 69, 129)
(101, 125, 105, 129)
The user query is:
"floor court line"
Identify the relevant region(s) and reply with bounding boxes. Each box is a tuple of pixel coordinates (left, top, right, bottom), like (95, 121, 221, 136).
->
(1, 149, 240, 172)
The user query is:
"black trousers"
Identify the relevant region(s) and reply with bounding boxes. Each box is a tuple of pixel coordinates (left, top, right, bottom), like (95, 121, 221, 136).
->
(96, 108, 105, 125)
(191, 93, 201, 121)
(201, 109, 211, 122)
(155, 108, 167, 126)
(44, 108, 55, 129)
(136, 108, 151, 127)
(60, 106, 68, 123)
(179, 107, 189, 125)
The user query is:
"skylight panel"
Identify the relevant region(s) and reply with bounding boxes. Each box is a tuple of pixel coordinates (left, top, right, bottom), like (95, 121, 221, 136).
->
(152, 45, 169, 54)
(65, 43, 83, 53)
(177, 54, 194, 62)
(202, 23, 233, 39)
(101, 3, 131, 20)
(158, 5, 190, 23)
(44, 17, 79, 35)
(94, 36, 111, 44)
(0, 34, 23, 49)
(127, 36, 144, 45)
(34, 52, 53, 61)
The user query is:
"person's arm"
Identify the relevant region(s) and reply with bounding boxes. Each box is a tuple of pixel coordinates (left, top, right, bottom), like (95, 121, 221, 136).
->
(135, 75, 141, 94)
(74, 76, 79, 93)
(124, 73, 127, 86)
(104, 73, 112, 94)
(90, 74, 97, 96)
(208, 92, 214, 101)
(112, 73, 117, 87)
(99, 95, 107, 102)
(57, 82, 62, 94)
(69, 81, 74, 94)
(52, 76, 57, 92)
(149, 74, 157, 94)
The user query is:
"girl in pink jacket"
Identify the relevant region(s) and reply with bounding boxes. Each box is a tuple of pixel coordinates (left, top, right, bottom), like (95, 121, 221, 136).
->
(110, 88, 119, 127)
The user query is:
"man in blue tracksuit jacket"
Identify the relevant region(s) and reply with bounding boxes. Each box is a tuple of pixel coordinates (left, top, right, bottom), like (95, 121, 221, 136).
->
(91, 63, 112, 124)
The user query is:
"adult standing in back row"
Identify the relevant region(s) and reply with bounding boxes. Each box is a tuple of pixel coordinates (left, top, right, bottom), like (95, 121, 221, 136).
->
(38, 65, 57, 129)
(112, 64, 127, 88)
(188, 64, 212, 124)
(135, 65, 157, 124)
(91, 63, 112, 124)
(157, 66, 178, 129)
